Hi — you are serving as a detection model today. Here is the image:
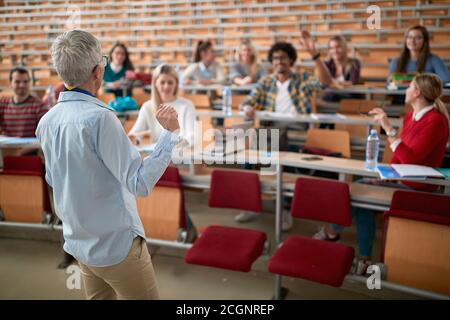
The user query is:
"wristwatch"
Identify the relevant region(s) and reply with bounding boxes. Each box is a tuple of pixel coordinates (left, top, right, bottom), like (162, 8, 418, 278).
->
(386, 128, 397, 138)
(312, 52, 321, 61)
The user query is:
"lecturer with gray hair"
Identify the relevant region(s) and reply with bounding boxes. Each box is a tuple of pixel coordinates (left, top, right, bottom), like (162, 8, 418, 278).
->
(36, 30, 180, 300)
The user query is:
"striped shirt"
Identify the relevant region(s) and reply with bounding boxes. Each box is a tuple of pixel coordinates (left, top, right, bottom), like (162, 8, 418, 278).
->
(0, 95, 48, 137)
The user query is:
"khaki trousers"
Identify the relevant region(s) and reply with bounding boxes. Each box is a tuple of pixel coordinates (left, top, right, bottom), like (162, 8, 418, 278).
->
(78, 237, 159, 300)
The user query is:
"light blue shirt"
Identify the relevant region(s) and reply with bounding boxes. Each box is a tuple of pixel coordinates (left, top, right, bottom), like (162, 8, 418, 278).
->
(36, 91, 179, 267)
(389, 54, 450, 83)
(198, 62, 216, 80)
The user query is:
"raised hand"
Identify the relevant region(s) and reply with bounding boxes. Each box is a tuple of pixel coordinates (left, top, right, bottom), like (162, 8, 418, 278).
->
(242, 105, 255, 119)
(369, 108, 392, 132)
(299, 29, 318, 56)
(156, 104, 180, 132)
(128, 134, 141, 145)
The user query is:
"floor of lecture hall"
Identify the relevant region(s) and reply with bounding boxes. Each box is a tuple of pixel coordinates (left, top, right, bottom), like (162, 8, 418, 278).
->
(0, 190, 418, 300)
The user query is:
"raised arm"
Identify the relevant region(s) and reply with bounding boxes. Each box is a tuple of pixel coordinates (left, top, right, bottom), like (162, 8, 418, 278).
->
(97, 106, 180, 197)
(299, 30, 333, 86)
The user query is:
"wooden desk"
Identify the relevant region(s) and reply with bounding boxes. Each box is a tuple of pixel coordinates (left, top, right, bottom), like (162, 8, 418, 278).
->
(325, 85, 450, 97)
(0, 136, 40, 149)
(279, 152, 450, 189)
(195, 110, 403, 128)
(181, 84, 254, 93)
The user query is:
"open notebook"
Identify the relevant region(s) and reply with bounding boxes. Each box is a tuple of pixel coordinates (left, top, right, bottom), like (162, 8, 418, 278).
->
(310, 113, 346, 121)
(376, 164, 445, 180)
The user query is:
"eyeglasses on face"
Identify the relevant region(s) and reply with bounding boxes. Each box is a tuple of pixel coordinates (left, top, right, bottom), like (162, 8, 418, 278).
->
(406, 36, 424, 41)
(100, 55, 109, 67)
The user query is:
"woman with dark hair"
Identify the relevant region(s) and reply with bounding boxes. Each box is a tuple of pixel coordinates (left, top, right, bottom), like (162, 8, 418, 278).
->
(389, 25, 450, 83)
(103, 42, 135, 97)
(183, 40, 225, 85)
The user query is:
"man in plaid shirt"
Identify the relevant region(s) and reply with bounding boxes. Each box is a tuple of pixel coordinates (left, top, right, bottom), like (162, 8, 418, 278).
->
(235, 31, 333, 229)
(242, 31, 333, 118)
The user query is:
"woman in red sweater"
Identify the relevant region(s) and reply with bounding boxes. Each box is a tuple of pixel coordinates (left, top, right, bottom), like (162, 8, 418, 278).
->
(314, 73, 449, 274)
(370, 73, 449, 190)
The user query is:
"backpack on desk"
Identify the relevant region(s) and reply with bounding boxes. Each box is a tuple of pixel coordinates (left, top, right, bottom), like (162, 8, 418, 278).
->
(108, 96, 138, 112)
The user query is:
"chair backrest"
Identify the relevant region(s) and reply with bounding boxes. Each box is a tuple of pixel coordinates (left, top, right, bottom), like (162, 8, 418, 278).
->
(181, 93, 210, 109)
(97, 91, 116, 104)
(383, 191, 450, 295)
(136, 166, 186, 241)
(0, 156, 51, 223)
(291, 177, 352, 226)
(35, 77, 61, 87)
(231, 94, 247, 110)
(336, 99, 381, 139)
(338, 99, 379, 115)
(390, 190, 450, 216)
(305, 128, 351, 158)
(132, 87, 150, 107)
(209, 170, 262, 212)
(3, 156, 43, 174)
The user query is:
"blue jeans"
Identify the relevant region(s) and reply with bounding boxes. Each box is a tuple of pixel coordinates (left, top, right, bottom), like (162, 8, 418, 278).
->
(332, 207, 376, 258)
(332, 179, 412, 258)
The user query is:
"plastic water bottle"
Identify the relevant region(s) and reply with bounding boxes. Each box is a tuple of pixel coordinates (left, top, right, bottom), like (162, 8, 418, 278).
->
(222, 86, 232, 116)
(175, 64, 184, 89)
(46, 85, 56, 108)
(365, 129, 380, 170)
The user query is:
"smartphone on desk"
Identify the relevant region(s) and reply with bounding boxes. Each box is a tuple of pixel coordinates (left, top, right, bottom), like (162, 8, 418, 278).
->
(301, 156, 323, 161)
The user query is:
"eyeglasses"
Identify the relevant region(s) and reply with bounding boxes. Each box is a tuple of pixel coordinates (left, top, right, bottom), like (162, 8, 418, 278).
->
(272, 55, 289, 62)
(406, 36, 424, 41)
(99, 55, 108, 67)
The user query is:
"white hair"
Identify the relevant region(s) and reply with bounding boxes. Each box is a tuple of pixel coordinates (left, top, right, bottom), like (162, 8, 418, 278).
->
(51, 30, 102, 87)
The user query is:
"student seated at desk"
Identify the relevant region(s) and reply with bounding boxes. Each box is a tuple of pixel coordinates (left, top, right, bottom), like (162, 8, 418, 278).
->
(0, 66, 48, 138)
(389, 26, 450, 84)
(388, 25, 450, 106)
(322, 35, 362, 102)
(229, 41, 267, 87)
(103, 42, 135, 97)
(315, 73, 449, 275)
(183, 40, 225, 86)
(128, 64, 196, 147)
(241, 31, 333, 150)
(237, 31, 333, 229)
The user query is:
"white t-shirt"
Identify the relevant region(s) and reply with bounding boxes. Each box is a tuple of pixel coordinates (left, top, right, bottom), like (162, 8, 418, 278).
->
(129, 97, 196, 146)
(275, 79, 297, 115)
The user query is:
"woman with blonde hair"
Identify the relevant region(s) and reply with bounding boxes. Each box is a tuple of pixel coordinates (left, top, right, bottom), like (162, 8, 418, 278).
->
(323, 35, 361, 102)
(230, 41, 266, 85)
(128, 64, 196, 146)
(371, 73, 449, 187)
(315, 73, 449, 274)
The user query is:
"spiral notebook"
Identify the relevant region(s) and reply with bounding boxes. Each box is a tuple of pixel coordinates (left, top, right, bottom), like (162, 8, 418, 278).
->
(376, 164, 445, 180)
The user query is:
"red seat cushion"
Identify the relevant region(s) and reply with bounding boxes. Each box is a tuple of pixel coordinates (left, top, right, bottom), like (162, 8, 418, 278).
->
(2, 156, 43, 176)
(292, 178, 352, 226)
(208, 170, 262, 212)
(268, 236, 354, 287)
(185, 225, 267, 272)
